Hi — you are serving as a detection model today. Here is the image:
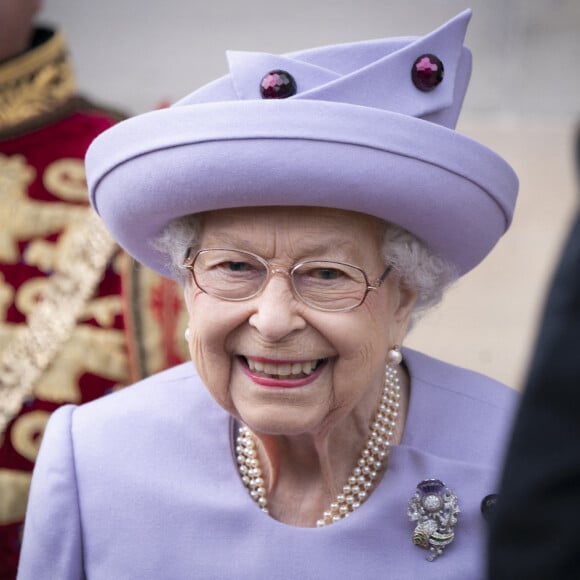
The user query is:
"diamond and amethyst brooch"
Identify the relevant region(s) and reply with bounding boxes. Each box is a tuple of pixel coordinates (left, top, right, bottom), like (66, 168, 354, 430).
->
(408, 479, 460, 561)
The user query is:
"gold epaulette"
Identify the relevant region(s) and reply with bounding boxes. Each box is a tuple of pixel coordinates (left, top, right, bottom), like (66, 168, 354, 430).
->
(0, 31, 76, 132)
(0, 211, 116, 435)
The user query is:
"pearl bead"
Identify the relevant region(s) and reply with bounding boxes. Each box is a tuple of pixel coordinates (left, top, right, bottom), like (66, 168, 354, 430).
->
(387, 348, 402, 365)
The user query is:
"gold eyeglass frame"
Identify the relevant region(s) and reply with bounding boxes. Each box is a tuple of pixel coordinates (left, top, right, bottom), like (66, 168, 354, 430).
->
(181, 248, 392, 312)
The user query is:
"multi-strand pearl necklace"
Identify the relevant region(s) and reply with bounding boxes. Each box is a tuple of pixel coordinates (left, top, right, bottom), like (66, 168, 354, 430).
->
(235, 360, 402, 527)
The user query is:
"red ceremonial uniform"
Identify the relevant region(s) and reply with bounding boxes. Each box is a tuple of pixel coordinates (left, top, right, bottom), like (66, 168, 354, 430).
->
(0, 29, 187, 578)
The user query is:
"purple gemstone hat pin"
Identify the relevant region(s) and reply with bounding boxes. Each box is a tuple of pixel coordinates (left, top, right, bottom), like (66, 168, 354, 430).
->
(408, 479, 460, 561)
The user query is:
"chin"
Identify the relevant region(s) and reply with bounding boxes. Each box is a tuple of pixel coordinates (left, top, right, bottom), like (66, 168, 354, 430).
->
(237, 405, 326, 437)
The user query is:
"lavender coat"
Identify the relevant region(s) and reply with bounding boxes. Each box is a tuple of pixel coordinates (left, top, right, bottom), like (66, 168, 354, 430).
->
(18, 349, 517, 579)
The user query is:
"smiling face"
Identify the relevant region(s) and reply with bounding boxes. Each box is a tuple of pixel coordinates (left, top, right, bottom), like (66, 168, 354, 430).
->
(184, 206, 416, 437)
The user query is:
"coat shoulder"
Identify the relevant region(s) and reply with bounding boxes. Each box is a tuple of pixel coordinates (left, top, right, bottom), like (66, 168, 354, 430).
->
(403, 349, 519, 465)
(72, 362, 213, 433)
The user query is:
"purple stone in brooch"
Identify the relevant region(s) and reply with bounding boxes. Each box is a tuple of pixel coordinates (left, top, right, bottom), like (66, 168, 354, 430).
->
(408, 479, 460, 561)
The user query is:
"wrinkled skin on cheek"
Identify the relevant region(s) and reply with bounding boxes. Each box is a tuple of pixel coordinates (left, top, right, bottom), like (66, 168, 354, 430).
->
(184, 284, 238, 414)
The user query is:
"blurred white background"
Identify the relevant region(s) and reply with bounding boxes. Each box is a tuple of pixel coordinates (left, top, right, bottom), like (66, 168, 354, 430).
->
(38, 0, 579, 388)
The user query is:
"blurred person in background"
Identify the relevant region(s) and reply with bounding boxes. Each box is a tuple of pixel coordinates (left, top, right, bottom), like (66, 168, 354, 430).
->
(0, 1, 186, 576)
(487, 128, 580, 579)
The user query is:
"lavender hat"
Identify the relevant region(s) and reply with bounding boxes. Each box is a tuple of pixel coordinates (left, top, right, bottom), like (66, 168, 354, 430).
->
(86, 9, 518, 279)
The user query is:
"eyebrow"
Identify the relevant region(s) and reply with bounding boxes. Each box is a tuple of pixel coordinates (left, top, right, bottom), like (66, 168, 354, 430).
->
(200, 233, 357, 260)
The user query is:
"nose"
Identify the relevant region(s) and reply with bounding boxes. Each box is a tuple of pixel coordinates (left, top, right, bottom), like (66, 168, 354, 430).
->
(248, 273, 306, 341)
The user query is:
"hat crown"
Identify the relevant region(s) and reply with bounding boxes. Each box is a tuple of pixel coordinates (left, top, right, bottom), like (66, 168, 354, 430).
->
(179, 9, 472, 129)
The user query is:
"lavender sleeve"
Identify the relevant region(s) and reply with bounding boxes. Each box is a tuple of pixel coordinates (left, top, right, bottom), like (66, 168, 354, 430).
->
(17, 405, 84, 580)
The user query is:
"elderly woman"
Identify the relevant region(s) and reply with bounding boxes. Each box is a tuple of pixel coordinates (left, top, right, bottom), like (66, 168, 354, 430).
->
(18, 10, 518, 580)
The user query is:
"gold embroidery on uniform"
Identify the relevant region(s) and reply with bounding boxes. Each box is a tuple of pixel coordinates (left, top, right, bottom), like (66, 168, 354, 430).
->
(34, 325, 128, 403)
(0, 153, 35, 191)
(0, 316, 128, 405)
(0, 322, 15, 357)
(0, 469, 32, 525)
(15, 275, 122, 328)
(83, 295, 123, 327)
(0, 32, 76, 131)
(0, 211, 117, 435)
(14, 278, 46, 317)
(0, 154, 36, 262)
(0, 153, 87, 266)
(0, 273, 14, 321)
(10, 410, 49, 463)
(22, 239, 123, 323)
(43, 158, 88, 202)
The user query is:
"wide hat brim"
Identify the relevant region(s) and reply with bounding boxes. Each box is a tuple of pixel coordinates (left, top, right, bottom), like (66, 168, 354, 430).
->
(88, 98, 518, 279)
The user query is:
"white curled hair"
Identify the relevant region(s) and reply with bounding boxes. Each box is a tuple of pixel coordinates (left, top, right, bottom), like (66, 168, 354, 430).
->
(152, 213, 458, 320)
(380, 224, 458, 320)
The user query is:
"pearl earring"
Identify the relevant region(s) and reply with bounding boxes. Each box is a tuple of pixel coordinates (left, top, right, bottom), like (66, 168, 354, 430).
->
(387, 345, 402, 366)
(184, 327, 190, 342)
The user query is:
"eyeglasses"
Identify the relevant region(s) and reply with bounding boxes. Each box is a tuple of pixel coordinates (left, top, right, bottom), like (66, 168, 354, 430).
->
(181, 248, 392, 312)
